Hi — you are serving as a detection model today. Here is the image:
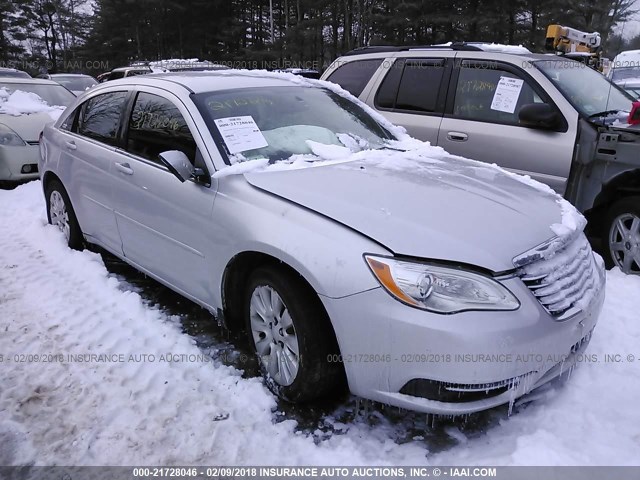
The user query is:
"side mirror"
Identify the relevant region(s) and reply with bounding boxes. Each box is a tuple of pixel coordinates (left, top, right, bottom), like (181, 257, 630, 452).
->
(158, 150, 194, 183)
(518, 103, 561, 130)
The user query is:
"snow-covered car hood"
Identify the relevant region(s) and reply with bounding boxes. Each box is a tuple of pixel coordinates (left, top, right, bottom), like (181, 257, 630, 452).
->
(0, 112, 58, 142)
(244, 150, 567, 273)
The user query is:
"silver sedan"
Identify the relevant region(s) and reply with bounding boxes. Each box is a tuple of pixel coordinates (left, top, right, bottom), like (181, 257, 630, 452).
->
(39, 72, 605, 414)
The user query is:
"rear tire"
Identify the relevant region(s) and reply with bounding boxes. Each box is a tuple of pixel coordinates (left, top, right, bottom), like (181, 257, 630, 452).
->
(45, 179, 84, 250)
(243, 266, 344, 403)
(601, 196, 640, 274)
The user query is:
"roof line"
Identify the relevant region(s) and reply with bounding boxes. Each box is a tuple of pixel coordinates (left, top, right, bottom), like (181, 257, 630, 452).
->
(342, 43, 484, 56)
(141, 75, 196, 94)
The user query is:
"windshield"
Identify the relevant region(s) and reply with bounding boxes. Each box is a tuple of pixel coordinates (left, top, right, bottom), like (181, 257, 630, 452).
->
(0, 82, 76, 107)
(194, 86, 394, 163)
(52, 75, 97, 91)
(535, 59, 633, 118)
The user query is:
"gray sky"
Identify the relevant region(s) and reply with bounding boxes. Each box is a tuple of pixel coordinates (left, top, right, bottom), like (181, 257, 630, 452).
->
(619, 19, 640, 39)
(618, 0, 640, 38)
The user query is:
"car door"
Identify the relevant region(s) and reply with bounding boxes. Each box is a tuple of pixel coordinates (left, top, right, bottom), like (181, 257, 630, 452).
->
(364, 57, 451, 145)
(55, 91, 129, 254)
(437, 59, 577, 194)
(109, 89, 216, 303)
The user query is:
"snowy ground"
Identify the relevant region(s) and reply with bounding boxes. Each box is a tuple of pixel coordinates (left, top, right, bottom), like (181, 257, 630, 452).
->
(0, 181, 639, 466)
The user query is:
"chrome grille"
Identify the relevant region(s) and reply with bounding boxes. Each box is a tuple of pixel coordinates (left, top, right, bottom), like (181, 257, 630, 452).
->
(518, 234, 604, 320)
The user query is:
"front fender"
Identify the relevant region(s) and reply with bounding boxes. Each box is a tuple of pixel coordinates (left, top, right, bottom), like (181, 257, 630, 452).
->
(207, 176, 390, 308)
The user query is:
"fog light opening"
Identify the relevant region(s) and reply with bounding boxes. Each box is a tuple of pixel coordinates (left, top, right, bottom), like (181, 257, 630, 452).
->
(20, 164, 38, 174)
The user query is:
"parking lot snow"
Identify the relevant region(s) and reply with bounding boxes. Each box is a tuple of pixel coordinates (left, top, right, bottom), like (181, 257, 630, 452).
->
(1, 181, 639, 466)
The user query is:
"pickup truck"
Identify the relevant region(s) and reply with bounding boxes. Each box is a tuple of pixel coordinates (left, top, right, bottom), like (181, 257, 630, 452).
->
(321, 43, 640, 274)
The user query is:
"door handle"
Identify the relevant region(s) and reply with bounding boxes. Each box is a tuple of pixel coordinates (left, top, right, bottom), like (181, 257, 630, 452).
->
(447, 131, 468, 142)
(65, 140, 77, 150)
(115, 162, 134, 175)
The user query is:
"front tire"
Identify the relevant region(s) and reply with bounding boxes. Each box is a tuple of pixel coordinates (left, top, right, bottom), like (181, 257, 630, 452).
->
(45, 179, 84, 250)
(244, 266, 344, 403)
(602, 196, 640, 274)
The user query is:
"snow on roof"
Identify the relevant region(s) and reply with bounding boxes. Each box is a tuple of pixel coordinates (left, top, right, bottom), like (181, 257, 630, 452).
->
(50, 73, 93, 77)
(148, 58, 227, 70)
(615, 49, 640, 58)
(0, 88, 65, 120)
(471, 43, 532, 54)
(564, 51, 594, 57)
(0, 77, 57, 85)
(612, 50, 640, 68)
(431, 42, 532, 54)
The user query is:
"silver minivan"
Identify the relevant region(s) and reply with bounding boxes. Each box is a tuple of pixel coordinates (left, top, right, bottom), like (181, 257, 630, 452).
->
(39, 71, 605, 414)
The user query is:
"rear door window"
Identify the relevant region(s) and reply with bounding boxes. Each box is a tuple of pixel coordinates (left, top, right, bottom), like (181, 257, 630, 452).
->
(77, 91, 128, 146)
(325, 59, 383, 97)
(376, 59, 446, 112)
(126, 92, 197, 165)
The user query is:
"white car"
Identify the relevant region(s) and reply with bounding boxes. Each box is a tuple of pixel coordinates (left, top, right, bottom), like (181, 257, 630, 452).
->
(0, 67, 30, 79)
(0, 78, 75, 186)
(42, 73, 99, 96)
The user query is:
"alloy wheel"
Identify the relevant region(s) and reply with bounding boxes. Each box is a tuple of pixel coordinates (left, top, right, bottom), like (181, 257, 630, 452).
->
(49, 190, 71, 242)
(249, 285, 300, 386)
(609, 213, 640, 274)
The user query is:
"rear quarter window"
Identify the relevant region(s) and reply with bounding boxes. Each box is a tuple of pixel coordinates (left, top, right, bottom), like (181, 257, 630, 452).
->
(325, 59, 383, 97)
(376, 59, 446, 112)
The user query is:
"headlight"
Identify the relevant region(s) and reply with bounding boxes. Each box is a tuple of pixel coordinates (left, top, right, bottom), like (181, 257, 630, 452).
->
(0, 123, 26, 146)
(364, 255, 520, 314)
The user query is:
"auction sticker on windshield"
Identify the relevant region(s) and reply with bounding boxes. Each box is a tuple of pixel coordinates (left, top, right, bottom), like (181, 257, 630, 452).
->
(491, 76, 524, 113)
(214, 115, 268, 154)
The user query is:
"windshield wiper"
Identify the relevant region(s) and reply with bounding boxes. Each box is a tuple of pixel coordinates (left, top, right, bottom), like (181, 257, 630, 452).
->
(380, 145, 407, 152)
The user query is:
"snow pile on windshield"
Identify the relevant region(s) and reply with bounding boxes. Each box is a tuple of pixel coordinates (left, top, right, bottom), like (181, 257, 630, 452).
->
(0, 88, 65, 120)
(214, 136, 445, 178)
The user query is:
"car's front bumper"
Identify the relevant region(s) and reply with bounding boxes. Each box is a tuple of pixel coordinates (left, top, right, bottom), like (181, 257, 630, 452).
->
(0, 144, 40, 183)
(321, 265, 605, 415)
